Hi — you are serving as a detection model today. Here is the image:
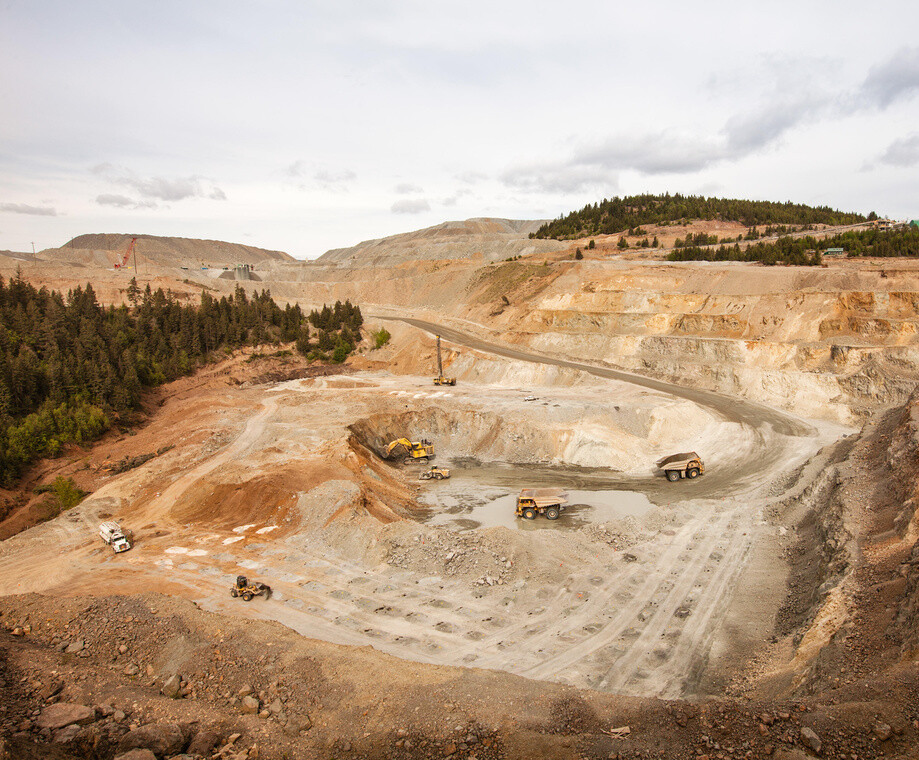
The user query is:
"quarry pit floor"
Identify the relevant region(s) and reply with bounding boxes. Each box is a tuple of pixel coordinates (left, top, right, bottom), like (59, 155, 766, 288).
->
(0, 337, 849, 699)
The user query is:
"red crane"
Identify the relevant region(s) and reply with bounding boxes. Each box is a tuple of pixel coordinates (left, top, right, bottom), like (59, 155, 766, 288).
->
(114, 237, 138, 271)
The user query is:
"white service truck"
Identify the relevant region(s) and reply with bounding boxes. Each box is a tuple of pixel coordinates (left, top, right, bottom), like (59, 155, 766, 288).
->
(99, 521, 132, 553)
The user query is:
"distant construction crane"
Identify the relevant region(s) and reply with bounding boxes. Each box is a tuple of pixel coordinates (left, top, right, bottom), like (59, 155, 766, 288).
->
(114, 237, 138, 273)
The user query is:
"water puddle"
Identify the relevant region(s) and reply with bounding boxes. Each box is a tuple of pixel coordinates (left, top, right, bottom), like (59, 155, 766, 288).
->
(421, 476, 655, 530)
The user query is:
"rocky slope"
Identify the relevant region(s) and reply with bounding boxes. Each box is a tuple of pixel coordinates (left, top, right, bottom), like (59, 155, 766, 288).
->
(2, 591, 917, 760)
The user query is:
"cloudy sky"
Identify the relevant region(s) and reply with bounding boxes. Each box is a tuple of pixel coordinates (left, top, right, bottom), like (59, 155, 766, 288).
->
(2, 1, 918, 259)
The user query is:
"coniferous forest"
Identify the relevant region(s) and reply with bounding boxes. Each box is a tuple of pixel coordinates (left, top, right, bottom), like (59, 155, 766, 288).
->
(531, 194, 867, 239)
(667, 225, 919, 265)
(0, 275, 362, 485)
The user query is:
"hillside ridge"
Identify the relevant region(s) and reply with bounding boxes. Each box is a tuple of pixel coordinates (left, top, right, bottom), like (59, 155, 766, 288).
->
(317, 217, 565, 267)
(54, 233, 295, 267)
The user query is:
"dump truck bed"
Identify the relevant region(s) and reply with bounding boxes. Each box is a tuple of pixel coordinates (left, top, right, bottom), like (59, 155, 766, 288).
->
(518, 488, 569, 507)
(655, 452, 701, 468)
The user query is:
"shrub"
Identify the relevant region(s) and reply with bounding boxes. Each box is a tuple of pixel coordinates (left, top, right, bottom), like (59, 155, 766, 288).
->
(372, 327, 391, 349)
(51, 476, 86, 510)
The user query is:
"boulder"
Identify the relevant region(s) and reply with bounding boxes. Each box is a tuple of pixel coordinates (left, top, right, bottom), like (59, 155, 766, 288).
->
(187, 728, 221, 756)
(117, 723, 185, 757)
(160, 674, 182, 699)
(872, 721, 893, 741)
(800, 727, 822, 753)
(36, 703, 96, 730)
(52, 724, 83, 744)
(241, 695, 260, 714)
(114, 751, 157, 760)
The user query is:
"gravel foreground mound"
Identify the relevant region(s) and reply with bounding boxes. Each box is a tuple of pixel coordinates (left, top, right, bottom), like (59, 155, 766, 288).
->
(0, 593, 916, 759)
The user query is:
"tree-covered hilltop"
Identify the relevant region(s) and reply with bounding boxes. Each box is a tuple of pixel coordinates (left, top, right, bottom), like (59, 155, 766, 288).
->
(667, 225, 919, 265)
(531, 194, 867, 240)
(0, 275, 362, 484)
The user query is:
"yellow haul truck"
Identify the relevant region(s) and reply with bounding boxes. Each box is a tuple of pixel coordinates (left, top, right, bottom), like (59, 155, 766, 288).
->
(655, 452, 705, 481)
(515, 488, 568, 520)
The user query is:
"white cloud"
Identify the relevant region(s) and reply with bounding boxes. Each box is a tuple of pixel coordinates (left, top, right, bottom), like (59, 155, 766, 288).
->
(858, 46, 919, 109)
(314, 168, 357, 189)
(95, 194, 158, 210)
(391, 198, 430, 214)
(395, 182, 423, 194)
(0, 202, 57, 216)
(879, 133, 919, 167)
(92, 164, 226, 203)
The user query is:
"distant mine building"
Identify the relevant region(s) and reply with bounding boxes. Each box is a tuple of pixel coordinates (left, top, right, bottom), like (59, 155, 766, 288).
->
(824, 247, 845, 257)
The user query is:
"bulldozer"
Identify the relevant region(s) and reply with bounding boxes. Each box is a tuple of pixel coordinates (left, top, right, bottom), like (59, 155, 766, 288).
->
(230, 575, 271, 601)
(386, 437, 435, 463)
(516, 488, 568, 520)
(419, 465, 450, 480)
(433, 335, 456, 386)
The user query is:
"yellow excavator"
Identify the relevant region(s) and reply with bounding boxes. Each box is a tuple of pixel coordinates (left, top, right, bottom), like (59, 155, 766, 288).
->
(386, 438, 435, 463)
(433, 335, 456, 386)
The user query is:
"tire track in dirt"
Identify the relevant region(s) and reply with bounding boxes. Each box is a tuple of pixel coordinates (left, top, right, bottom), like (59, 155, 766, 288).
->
(644, 511, 760, 698)
(598, 505, 755, 695)
(519, 505, 728, 683)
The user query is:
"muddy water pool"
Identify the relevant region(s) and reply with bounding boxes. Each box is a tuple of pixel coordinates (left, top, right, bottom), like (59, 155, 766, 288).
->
(417, 460, 658, 531)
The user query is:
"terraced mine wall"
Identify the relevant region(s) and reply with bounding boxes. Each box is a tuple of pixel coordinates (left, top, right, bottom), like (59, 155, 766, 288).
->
(223, 258, 919, 424)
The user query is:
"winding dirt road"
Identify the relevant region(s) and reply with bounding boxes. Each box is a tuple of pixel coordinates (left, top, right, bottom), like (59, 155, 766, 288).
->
(385, 316, 824, 501)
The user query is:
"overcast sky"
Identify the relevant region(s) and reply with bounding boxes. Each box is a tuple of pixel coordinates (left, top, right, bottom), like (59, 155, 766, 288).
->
(2, 1, 918, 259)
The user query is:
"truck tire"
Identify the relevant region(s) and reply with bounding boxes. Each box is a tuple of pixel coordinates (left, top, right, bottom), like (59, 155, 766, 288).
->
(522, 508, 537, 520)
(687, 467, 700, 479)
(545, 506, 560, 520)
(242, 592, 253, 601)
(666, 470, 681, 482)
(230, 587, 238, 598)
(434, 473, 443, 480)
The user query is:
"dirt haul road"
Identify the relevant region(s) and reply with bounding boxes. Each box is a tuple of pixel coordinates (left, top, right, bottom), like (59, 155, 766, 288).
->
(385, 316, 827, 496)
(0, 327, 841, 700)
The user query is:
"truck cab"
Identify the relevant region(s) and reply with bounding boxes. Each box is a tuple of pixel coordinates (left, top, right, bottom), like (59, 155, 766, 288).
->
(99, 521, 132, 552)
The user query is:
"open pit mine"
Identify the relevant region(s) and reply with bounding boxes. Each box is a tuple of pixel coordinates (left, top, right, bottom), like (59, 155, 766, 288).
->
(0, 220, 917, 759)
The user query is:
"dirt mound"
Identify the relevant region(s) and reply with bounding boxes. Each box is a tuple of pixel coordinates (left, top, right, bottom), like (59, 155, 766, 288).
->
(50, 234, 295, 269)
(316, 217, 567, 267)
(2, 592, 918, 759)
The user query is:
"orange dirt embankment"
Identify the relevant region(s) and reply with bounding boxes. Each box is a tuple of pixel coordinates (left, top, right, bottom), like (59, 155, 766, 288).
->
(0, 347, 405, 543)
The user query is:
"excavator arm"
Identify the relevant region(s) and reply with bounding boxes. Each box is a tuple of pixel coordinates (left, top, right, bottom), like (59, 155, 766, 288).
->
(386, 438, 413, 457)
